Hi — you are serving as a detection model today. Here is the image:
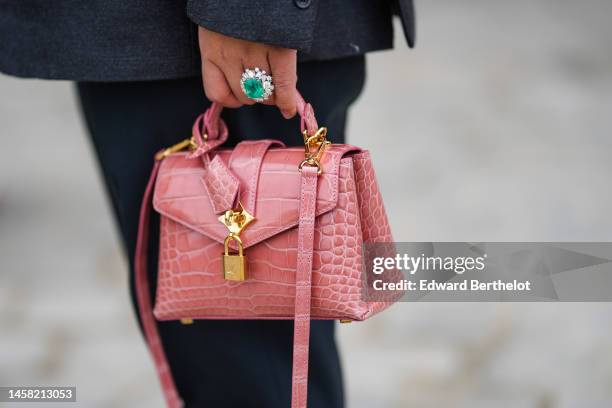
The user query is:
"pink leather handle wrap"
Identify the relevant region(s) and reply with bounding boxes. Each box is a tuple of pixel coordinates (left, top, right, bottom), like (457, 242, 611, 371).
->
(201, 92, 319, 141)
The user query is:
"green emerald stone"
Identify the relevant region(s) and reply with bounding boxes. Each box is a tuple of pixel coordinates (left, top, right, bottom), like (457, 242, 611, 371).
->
(243, 77, 264, 99)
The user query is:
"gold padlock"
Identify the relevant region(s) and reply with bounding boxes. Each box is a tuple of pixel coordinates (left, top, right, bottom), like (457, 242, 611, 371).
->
(223, 234, 247, 281)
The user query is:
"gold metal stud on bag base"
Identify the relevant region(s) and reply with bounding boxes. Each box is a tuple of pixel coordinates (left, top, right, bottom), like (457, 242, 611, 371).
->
(219, 203, 255, 281)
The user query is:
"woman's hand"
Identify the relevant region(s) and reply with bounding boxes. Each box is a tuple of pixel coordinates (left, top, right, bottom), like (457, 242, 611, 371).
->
(198, 27, 298, 119)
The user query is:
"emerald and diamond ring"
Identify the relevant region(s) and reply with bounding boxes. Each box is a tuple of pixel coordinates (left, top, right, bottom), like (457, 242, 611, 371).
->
(240, 67, 274, 102)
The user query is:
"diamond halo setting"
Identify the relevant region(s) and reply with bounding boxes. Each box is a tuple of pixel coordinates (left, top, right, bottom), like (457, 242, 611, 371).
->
(240, 67, 274, 102)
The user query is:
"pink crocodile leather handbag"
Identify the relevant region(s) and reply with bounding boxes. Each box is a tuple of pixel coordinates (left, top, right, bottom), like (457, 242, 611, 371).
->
(135, 95, 396, 408)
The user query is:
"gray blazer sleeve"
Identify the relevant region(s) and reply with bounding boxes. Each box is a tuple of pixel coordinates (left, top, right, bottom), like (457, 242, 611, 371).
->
(186, 0, 319, 52)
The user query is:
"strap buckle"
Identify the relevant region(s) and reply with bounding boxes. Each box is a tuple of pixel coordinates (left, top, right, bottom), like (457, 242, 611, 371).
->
(298, 127, 330, 175)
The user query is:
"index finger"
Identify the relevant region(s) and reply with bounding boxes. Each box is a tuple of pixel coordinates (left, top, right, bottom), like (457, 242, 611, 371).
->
(268, 48, 297, 119)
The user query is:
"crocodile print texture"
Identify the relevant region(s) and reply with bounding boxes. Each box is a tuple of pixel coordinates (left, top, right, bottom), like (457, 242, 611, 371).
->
(201, 154, 239, 214)
(154, 157, 372, 321)
(137, 146, 396, 408)
(228, 139, 285, 215)
(353, 150, 401, 311)
(352, 151, 393, 243)
(153, 145, 361, 251)
(291, 165, 318, 408)
(137, 100, 398, 408)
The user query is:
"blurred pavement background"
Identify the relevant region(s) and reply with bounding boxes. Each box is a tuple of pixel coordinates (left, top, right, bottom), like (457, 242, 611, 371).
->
(1, 1, 612, 407)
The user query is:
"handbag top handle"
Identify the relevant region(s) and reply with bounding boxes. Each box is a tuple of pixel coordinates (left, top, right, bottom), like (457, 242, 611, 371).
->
(201, 91, 320, 140)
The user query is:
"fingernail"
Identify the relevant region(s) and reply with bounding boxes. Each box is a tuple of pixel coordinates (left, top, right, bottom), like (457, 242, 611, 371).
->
(281, 110, 295, 119)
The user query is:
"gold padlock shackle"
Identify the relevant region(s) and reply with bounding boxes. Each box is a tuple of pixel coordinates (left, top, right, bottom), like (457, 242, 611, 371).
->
(224, 233, 244, 256)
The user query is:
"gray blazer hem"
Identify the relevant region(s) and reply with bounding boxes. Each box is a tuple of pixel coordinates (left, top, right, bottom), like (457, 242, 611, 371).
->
(186, 0, 319, 52)
(0, 0, 413, 81)
(0, 56, 200, 82)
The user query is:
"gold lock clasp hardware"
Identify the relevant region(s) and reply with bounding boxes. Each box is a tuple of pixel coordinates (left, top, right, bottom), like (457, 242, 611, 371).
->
(223, 234, 247, 281)
(219, 202, 255, 281)
(218, 202, 255, 236)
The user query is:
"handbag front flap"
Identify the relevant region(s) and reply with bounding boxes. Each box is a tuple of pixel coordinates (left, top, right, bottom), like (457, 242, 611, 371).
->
(152, 145, 361, 249)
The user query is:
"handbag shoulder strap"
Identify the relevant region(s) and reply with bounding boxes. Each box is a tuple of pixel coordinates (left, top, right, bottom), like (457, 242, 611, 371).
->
(134, 159, 184, 408)
(134, 156, 318, 408)
(291, 164, 318, 407)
